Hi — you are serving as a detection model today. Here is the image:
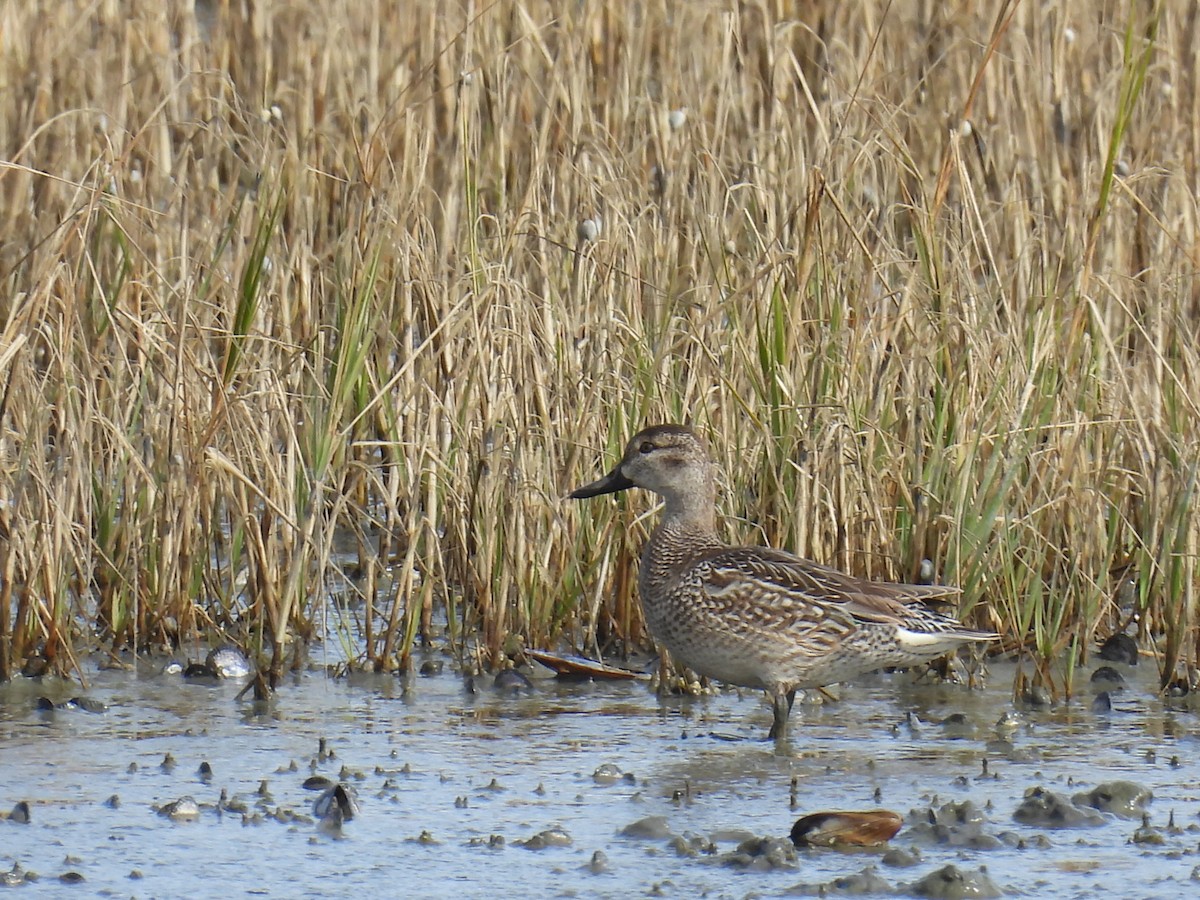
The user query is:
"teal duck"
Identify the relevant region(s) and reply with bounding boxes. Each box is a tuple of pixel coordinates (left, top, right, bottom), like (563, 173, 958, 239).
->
(571, 424, 997, 740)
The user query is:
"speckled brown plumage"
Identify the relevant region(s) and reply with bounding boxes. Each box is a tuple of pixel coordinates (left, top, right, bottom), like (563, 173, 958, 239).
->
(570, 424, 997, 741)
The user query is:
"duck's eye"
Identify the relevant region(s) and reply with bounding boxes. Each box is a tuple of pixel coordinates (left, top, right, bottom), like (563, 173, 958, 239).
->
(639, 441, 655, 454)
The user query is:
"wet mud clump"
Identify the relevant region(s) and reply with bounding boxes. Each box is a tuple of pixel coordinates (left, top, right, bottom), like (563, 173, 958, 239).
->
(1013, 787, 1105, 828)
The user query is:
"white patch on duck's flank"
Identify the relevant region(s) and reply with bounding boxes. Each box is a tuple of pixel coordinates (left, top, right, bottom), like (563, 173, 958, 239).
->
(894, 628, 967, 654)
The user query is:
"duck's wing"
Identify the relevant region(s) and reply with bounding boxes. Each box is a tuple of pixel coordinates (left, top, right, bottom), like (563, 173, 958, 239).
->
(696, 545, 986, 638)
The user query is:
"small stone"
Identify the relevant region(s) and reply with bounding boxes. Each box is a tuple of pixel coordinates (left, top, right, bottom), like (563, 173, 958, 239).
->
(908, 864, 1001, 899)
(939, 713, 976, 739)
(493, 668, 532, 691)
(183, 662, 216, 679)
(1098, 633, 1138, 665)
(1020, 685, 1051, 707)
(993, 711, 1021, 735)
(313, 784, 359, 822)
(883, 849, 916, 868)
(621, 816, 672, 840)
(791, 866, 894, 895)
(592, 763, 623, 785)
(521, 826, 572, 849)
(722, 836, 796, 871)
(1090, 666, 1126, 688)
(159, 797, 200, 821)
(1013, 786, 1103, 828)
(1132, 822, 1165, 844)
(205, 645, 250, 678)
(1072, 781, 1152, 818)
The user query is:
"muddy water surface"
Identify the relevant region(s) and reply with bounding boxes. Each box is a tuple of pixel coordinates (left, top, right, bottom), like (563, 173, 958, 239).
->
(1, 656, 1197, 898)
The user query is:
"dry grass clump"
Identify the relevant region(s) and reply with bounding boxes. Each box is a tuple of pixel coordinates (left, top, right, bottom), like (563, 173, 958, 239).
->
(0, 1, 1195, 696)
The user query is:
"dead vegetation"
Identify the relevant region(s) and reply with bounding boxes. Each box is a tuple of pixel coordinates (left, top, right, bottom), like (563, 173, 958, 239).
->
(0, 1, 1194, 697)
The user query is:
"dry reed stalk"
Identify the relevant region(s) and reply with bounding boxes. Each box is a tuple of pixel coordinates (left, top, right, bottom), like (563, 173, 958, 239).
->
(0, 1, 1196, 695)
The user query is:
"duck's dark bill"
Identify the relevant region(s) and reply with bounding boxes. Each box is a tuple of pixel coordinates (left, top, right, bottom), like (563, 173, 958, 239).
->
(569, 467, 634, 498)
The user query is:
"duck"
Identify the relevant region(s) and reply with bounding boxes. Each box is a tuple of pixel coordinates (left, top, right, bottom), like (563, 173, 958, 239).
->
(570, 424, 997, 740)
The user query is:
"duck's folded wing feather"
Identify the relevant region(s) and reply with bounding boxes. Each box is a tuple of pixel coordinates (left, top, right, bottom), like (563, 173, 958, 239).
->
(697, 546, 965, 633)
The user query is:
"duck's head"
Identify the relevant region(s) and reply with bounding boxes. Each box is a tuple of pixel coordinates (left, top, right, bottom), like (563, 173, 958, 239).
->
(569, 424, 715, 507)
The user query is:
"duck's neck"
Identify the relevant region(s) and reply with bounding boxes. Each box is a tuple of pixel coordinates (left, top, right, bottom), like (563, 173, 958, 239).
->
(658, 490, 717, 534)
(639, 492, 725, 596)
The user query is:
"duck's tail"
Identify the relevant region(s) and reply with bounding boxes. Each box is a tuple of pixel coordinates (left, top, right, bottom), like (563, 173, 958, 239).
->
(895, 607, 999, 656)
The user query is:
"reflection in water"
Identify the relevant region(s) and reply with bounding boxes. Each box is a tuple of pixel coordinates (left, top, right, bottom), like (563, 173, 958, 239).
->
(0, 658, 1193, 898)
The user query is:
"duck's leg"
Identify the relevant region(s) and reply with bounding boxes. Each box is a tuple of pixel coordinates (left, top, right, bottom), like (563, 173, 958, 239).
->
(768, 689, 796, 740)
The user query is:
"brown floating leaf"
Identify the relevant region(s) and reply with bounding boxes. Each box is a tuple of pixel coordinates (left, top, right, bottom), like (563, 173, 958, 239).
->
(790, 810, 903, 848)
(525, 649, 643, 681)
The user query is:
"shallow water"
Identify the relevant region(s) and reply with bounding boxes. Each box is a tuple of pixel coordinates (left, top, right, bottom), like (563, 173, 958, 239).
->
(1, 655, 1197, 899)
